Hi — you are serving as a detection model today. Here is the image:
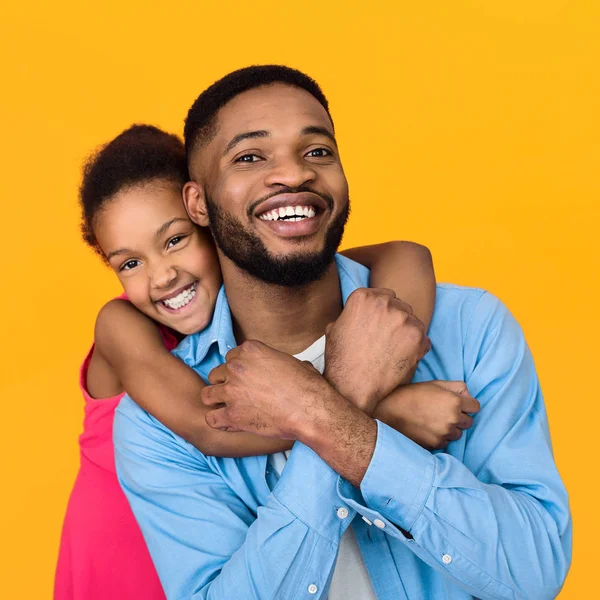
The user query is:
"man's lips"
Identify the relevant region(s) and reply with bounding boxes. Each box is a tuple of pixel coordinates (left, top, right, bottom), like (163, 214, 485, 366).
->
(253, 192, 329, 218)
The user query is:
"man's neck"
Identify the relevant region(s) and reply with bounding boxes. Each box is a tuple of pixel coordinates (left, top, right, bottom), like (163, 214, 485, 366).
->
(219, 254, 343, 356)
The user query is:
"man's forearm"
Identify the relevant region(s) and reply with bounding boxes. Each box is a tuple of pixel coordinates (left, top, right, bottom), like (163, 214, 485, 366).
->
(294, 388, 378, 487)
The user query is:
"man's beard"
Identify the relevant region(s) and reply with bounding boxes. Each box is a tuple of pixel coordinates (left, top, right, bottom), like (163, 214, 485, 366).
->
(205, 193, 350, 287)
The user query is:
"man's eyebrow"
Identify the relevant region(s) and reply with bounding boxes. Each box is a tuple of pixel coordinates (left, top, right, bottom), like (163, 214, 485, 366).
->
(223, 130, 270, 156)
(155, 217, 189, 240)
(301, 126, 337, 146)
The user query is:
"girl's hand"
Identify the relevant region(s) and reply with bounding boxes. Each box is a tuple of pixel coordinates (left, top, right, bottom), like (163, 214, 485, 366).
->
(373, 381, 480, 450)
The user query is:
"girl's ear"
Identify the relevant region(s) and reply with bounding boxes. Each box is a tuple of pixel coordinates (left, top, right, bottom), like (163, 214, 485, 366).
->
(183, 181, 209, 226)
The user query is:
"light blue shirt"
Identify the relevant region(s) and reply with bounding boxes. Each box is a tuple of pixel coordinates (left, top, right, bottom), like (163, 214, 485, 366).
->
(114, 255, 571, 600)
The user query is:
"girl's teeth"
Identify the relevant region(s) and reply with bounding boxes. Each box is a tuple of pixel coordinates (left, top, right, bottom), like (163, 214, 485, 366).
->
(162, 283, 197, 310)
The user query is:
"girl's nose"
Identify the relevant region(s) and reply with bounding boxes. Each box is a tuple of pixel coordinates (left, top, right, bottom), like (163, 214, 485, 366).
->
(152, 264, 178, 289)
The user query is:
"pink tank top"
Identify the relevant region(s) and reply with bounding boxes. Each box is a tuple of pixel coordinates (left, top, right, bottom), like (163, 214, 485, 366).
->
(54, 309, 178, 600)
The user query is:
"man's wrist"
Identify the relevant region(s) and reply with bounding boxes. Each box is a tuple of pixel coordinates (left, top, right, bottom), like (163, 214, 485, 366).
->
(323, 371, 380, 416)
(292, 384, 378, 487)
(291, 383, 347, 445)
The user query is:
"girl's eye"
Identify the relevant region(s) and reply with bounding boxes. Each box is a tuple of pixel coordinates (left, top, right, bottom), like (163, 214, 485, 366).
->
(120, 259, 140, 271)
(306, 147, 331, 158)
(235, 154, 261, 163)
(167, 235, 185, 249)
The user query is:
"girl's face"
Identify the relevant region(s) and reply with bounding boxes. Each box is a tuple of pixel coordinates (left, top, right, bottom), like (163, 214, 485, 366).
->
(94, 179, 221, 335)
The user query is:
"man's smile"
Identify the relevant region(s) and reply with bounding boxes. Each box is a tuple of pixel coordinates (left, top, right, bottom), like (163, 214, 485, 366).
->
(253, 191, 330, 238)
(258, 205, 316, 222)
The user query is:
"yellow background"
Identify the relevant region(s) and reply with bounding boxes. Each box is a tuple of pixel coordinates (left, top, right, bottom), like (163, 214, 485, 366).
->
(0, 1, 597, 597)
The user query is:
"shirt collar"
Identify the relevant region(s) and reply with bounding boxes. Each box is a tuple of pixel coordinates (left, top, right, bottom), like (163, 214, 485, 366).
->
(174, 254, 370, 368)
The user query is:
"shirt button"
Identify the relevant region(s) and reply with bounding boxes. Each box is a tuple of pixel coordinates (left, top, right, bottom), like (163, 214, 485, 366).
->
(373, 519, 386, 529)
(362, 516, 372, 526)
(336, 507, 349, 519)
(308, 583, 318, 594)
(442, 554, 452, 565)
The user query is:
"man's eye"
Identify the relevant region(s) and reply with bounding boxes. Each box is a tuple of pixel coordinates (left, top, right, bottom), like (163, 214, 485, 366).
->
(306, 148, 331, 158)
(167, 235, 185, 248)
(235, 154, 261, 163)
(120, 260, 140, 271)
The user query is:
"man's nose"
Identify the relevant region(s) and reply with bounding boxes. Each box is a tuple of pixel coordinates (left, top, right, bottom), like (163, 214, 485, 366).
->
(151, 263, 178, 289)
(263, 154, 317, 188)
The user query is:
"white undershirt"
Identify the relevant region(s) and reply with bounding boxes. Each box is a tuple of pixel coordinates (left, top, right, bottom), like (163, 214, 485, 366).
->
(268, 336, 377, 600)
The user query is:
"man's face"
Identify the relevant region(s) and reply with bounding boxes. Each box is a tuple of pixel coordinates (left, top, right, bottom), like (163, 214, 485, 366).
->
(191, 83, 349, 286)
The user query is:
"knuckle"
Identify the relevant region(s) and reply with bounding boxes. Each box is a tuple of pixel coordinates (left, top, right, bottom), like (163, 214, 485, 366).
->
(228, 359, 245, 375)
(397, 299, 414, 314)
(404, 323, 425, 345)
(348, 288, 368, 304)
(241, 339, 262, 353)
(374, 293, 390, 310)
(422, 336, 432, 353)
(443, 422, 455, 435)
(395, 309, 409, 322)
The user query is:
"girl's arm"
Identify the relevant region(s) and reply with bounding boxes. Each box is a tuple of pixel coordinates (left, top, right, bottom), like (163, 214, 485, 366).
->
(341, 241, 435, 330)
(90, 299, 292, 457)
(90, 241, 435, 458)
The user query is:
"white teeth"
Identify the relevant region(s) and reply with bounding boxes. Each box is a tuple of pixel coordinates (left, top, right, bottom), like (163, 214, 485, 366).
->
(162, 283, 197, 310)
(258, 205, 318, 222)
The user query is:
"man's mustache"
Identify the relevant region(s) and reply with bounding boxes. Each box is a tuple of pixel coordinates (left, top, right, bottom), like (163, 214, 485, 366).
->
(247, 186, 334, 217)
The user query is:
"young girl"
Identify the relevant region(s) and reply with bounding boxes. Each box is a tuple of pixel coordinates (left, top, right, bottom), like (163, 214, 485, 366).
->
(54, 125, 438, 599)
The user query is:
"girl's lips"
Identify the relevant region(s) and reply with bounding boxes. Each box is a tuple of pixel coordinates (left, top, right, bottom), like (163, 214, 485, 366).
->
(156, 281, 197, 303)
(157, 281, 199, 315)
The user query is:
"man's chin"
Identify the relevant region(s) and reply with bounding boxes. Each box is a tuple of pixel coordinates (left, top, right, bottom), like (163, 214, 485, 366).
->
(243, 254, 335, 287)
(206, 194, 349, 287)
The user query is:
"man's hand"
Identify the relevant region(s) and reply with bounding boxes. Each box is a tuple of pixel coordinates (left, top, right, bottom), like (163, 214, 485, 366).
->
(324, 287, 431, 415)
(201, 340, 343, 439)
(374, 381, 480, 450)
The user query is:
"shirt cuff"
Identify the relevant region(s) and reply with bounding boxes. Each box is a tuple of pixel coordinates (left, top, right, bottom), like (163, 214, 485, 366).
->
(272, 442, 355, 544)
(340, 420, 436, 532)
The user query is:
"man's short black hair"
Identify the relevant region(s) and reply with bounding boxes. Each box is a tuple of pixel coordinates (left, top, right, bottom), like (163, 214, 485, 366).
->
(79, 124, 188, 259)
(184, 65, 333, 161)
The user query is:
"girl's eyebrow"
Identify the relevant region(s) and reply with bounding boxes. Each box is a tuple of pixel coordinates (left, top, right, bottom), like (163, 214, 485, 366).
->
(155, 217, 189, 239)
(106, 218, 188, 261)
(107, 247, 133, 261)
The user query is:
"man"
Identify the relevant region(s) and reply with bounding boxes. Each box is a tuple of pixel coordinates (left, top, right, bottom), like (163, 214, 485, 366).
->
(114, 65, 571, 599)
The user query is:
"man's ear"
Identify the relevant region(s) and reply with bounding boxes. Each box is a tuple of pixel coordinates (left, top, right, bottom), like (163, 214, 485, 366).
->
(183, 181, 209, 227)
